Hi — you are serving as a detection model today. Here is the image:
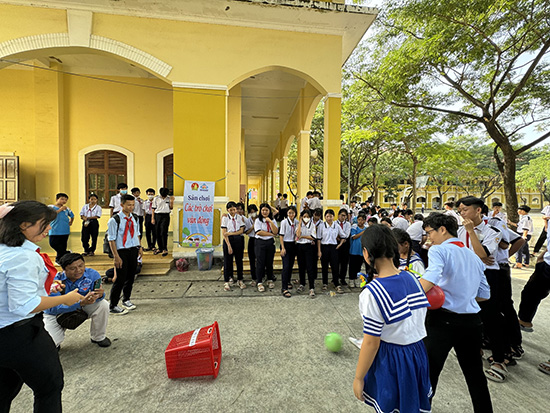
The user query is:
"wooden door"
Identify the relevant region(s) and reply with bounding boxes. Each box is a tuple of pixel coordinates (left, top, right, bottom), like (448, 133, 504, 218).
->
(0, 156, 18, 205)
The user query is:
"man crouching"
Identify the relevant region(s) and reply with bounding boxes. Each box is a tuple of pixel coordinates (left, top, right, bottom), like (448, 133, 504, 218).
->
(44, 253, 111, 348)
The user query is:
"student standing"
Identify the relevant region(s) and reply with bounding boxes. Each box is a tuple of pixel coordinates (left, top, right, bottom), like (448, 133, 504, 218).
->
(348, 213, 368, 287)
(107, 194, 142, 314)
(317, 209, 347, 293)
(254, 203, 278, 292)
(533, 201, 550, 254)
(143, 188, 157, 252)
(295, 210, 317, 298)
(245, 204, 259, 285)
(279, 206, 298, 298)
(279, 194, 289, 220)
(419, 213, 493, 412)
(353, 224, 431, 413)
(49, 192, 74, 264)
(0, 201, 83, 413)
(392, 228, 425, 276)
(222, 201, 246, 291)
(80, 193, 102, 256)
(407, 214, 426, 254)
(131, 187, 145, 241)
(152, 187, 174, 257)
(109, 183, 128, 217)
(336, 209, 351, 287)
(510, 205, 533, 268)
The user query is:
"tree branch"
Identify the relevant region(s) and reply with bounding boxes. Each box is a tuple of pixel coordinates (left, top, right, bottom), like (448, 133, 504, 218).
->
(515, 130, 550, 155)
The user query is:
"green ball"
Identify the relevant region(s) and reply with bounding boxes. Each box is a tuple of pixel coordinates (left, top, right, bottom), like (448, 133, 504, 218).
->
(324, 333, 343, 353)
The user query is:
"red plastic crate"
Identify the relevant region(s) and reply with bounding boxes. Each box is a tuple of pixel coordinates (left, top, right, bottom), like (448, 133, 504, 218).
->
(165, 321, 221, 379)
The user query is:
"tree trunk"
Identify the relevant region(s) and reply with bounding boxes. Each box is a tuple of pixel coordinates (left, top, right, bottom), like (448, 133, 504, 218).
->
(411, 159, 418, 211)
(500, 144, 519, 223)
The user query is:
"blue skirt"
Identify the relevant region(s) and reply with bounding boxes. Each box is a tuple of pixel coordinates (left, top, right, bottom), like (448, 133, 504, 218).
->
(363, 340, 432, 413)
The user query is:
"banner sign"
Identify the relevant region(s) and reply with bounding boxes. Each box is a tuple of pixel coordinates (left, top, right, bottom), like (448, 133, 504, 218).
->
(182, 180, 214, 247)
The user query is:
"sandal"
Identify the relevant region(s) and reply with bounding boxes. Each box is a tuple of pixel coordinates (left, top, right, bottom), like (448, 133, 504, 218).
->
(153, 250, 160, 255)
(287, 284, 293, 290)
(267, 280, 275, 289)
(309, 289, 315, 298)
(224, 282, 231, 291)
(538, 360, 550, 375)
(510, 346, 525, 360)
(322, 284, 328, 291)
(519, 321, 534, 333)
(282, 290, 291, 298)
(249, 280, 257, 287)
(162, 251, 168, 257)
(238, 280, 247, 290)
(484, 362, 508, 382)
(487, 355, 516, 367)
(257, 283, 265, 292)
(335, 286, 344, 294)
(296, 285, 304, 293)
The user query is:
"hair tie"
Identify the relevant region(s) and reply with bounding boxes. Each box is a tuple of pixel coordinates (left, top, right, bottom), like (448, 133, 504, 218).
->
(0, 204, 14, 219)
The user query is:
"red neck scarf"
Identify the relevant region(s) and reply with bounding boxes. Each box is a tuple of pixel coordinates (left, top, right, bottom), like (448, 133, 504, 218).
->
(36, 248, 57, 293)
(123, 216, 135, 247)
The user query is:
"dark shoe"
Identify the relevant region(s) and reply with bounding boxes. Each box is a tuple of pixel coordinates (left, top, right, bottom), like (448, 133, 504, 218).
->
(162, 251, 168, 257)
(91, 337, 112, 347)
(510, 345, 525, 360)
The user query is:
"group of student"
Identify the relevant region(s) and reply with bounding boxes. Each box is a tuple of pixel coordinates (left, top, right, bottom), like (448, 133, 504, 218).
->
(47, 183, 175, 265)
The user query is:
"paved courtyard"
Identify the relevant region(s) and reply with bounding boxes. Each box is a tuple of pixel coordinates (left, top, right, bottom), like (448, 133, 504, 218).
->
(9, 266, 550, 412)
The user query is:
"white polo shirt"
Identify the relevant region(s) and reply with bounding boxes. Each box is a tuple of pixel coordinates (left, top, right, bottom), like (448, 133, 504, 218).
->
(458, 220, 501, 270)
(221, 214, 245, 233)
(407, 220, 425, 242)
(254, 219, 278, 241)
(79, 203, 102, 219)
(317, 221, 347, 245)
(152, 196, 171, 213)
(279, 218, 299, 243)
(144, 198, 155, 215)
(335, 219, 351, 239)
(517, 214, 533, 236)
(109, 193, 122, 213)
(392, 216, 409, 231)
(296, 221, 317, 245)
(244, 217, 256, 238)
(133, 197, 144, 217)
(308, 197, 322, 210)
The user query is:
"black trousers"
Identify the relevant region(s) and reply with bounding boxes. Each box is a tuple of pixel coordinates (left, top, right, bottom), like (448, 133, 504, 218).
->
(296, 243, 316, 289)
(81, 220, 99, 254)
(349, 254, 367, 280)
(321, 244, 339, 286)
(48, 234, 69, 263)
(144, 214, 157, 250)
(109, 247, 139, 307)
(281, 241, 297, 291)
(0, 313, 64, 413)
(155, 213, 170, 252)
(223, 235, 244, 282)
(516, 234, 531, 265)
(479, 268, 510, 363)
(248, 237, 256, 281)
(337, 240, 350, 284)
(533, 228, 547, 253)
(518, 261, 550, 323)
(255, 238, 275, 284)
(136, 215, 144, 240)
(424, 309, 493, 413)
(498, 264, 522, 348)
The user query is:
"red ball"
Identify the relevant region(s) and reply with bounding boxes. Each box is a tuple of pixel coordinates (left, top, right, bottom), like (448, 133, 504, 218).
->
(426, 285, 445, 310)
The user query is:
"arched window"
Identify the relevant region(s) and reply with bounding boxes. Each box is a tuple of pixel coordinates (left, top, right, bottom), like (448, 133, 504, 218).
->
(85, 150, 127, 208)
(163, 153, 173, 195)
(532, 197, 539, 204)
(384, 195, 395, 203)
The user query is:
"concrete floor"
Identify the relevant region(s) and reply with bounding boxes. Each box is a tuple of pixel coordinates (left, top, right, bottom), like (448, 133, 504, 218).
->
(8, 268, 550, 413)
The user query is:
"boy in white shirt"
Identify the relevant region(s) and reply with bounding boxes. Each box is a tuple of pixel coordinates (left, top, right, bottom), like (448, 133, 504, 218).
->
(131, 187, 145, 242)
(509, 205, 534, 268)
(109, 183, 128, 217)
(143, 188, 157, 251)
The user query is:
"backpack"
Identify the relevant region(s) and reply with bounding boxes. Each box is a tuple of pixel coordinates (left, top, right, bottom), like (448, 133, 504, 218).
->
(103, 213, 139, 258)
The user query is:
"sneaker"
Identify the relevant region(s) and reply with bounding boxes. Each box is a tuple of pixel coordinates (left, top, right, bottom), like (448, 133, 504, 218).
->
(228, 277, 235, 285)
(224, 282, 231, 291)
(258, 283, 265, 292)
(110, 306, 129, 315)
(267, 280, 275, 289)
(335, 286, 344, 294)
(91, 337, 112, 347)
(121, 300, 136, 310)
(297, 285, 305, 293)
(348, 337, 363, 349)
(238, 280, 246, 290)
(249, 280, 257, 287)
(322, 284, 328, 291)
(309, 289, 315, 298)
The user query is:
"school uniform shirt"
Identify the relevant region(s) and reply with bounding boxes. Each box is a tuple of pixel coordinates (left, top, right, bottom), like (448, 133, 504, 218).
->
(143, 198, 155, 215)
(254, 219, 278, 240)
(0, 240, 48, 328)
(336, 219, 351, 239)
(48, 205, 75, 236)
(341, 203, 350, 213)
(350, 206, 361, 218)
(133, 197, 144, 217)
(45, 268, 105, 315)
(279, 218, 299, 243)
(296, 221, 316, 245)
(152, 196, 171, 213)
(541, 205, 550, 217)
(349, 224, 367, 255)
(300, 197, 310, 212)
(308, 197, 322, 210)
(423, 237, 491, 314)
(544, 230, 550, 265)
(399, 253, 426, 276)
(244, 217, 256, 238)
(488, 210, 508, 222)
(280, 199, 289, 209)
(107, 211, 141, 250)
(317, 221, 347, 245)
(79, 203, 102, 220)
(486, 216, 518, 265)
(407, 220, 424, 242)
(392, 216, 409, 231)
(444, 209, 462, 225)
(516, 214, 534, 236)
(109, 193, 122, 213)
(221, 214, 245, 233)
(457, 221, 501, 270)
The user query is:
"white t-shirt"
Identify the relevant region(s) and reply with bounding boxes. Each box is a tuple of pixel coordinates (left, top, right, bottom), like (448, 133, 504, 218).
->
(279, 218, 299, 243)
(254, 219, 278, 241)
(296, 221, 316, 245)
(133, 197, 144, 217)
(152, 196, 171, 213)
(221, 214, 245, 233)
(407, 220, 425, 242)
(392, 216, 409, 231)
(109, 193, 122, 213)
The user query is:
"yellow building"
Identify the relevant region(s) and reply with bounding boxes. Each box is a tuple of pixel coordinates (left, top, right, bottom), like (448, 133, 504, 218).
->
(0, 0, 377, 247)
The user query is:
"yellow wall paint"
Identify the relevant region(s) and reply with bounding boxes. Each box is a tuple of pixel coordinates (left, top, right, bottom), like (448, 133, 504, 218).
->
(323, 96, 341, 201)
(0, 5, 67, 43)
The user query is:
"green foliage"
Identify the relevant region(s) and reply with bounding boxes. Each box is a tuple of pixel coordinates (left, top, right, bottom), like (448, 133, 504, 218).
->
(517, 146, 550, 202)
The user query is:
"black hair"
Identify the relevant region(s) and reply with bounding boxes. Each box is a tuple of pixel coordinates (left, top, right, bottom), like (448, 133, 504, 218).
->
(0, 201, 57, 247)
(360, 224, 400, 280)
(258, 203, 273, 222)
(360, 202, 367, 207)
(306, 191, 313, 196)
(423, 212, 458, 237)
(131, 187, 140, 194)
(59, 252, 85, 270)
(300, 209, 312, 218)
(314, 208, 323, 217)
(351, 200, 357, 204)
(324, 209, 335, 217)
(391, 203, 397, 207)
(226, 201, 237, 210)
(392, 228, 413, 270)
(117, 183, 128, 190)
(236, 202, 245, 210)
(56, 193, 68, 200)
(313, 191, 321, 196)
(340, 195, 345, 201)
(287, 205, 297, 216)
(481, 204, 489, 216)
(444, 201, 455, 208)
(456, 196, 484, 210)
(159, 187, 170, 197)
(367, 217, 378, 225)
(146, 188, 155, 194)
(121, 194, 135, 204)
(380, 217, 392, 225)
(414, 214, 424, 221)
(380, 210, 389, 218)
(283, 194, 287, 199)
(338, 208, 348, 216)
(403, 209, 414, 216)
(357, 212, 367, 220)
(493, 201, 503, 207)
(519, 205, 531, 213)
(277, 193, 282, 197)
(88, 193, 98, 200)
(370, 207, 377, 216)
(247, 204, 258, 214)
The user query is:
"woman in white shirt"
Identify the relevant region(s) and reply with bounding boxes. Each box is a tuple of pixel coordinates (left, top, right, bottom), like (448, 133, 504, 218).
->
(80, 193, 102, 256)
(254, 203, 278, 292)
(279, 206, 298, 298)
(245, 204, 259, 285)
(317, 209, 347, 293)
(152, 187, 174, 257)
(295, 209, 317, 297)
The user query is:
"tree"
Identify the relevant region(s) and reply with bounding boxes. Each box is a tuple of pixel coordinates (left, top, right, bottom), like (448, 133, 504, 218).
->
(353, 0, 550, 222)
(517, 146, 550, 203)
